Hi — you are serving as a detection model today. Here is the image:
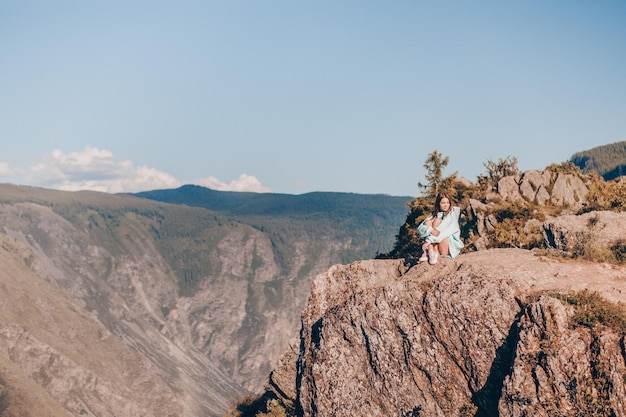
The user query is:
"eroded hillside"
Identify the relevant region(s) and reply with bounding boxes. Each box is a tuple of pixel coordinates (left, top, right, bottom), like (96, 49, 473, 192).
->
(0, 184, 407, 416)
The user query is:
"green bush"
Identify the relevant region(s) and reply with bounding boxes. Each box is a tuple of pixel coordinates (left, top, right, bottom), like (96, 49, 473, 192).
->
(585, 176, 626, 212)
(224, 393, 296, 417)
(552, 290, 626, 333)
(610, 240, 626, 263)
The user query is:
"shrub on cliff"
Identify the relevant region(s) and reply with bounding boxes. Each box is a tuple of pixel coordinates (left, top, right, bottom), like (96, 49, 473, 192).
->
(476, 155, 520, 193)
(584, 175, 626, 212)
(224, 394, 296, 417)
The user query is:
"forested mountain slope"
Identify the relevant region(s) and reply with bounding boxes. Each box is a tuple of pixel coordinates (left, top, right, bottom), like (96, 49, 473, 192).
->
(133, 185, 412, 262)
(570, 140, 626, 180)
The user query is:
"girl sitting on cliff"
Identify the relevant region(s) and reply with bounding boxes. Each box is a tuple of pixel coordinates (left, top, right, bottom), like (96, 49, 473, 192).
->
(417, 191, 464, 264)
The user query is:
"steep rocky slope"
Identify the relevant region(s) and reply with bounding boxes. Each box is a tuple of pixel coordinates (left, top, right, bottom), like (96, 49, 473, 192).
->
(0, 233, 183, 416)
(0, 183, 407, 416)
(0, 200, 241, 416)
(269, 249, 626, 416)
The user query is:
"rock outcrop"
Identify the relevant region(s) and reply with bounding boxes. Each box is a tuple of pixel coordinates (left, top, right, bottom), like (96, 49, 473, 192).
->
(494, 170, 588, 209)
(269, 250, 626, 416)
(462, 169, 594, 251)
(543, 210, 626, 252)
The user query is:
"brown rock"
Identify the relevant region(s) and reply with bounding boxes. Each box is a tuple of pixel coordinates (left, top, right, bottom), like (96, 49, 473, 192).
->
(551, 173, 588, 208)
(497, 176, 522, 202)
(518, 170, 553, 204)
(500, 296, 626, 416)
(468, 199, 488, 235)
(535, 185, 551, 205)
(270, 250, 626, 416)
(543, 210, 626, 252)
(492, 170, 588, 209)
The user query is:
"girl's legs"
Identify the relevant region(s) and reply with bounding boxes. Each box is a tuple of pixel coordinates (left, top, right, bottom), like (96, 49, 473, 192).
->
(421, 237, 450, 264)
(428, 242, 439, 264)
(419, 242, 430, 262)
(436, 237, 450, 257)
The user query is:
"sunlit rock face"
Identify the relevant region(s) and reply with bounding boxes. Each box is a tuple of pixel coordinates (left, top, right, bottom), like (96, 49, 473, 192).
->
(269, 249, 626, 417)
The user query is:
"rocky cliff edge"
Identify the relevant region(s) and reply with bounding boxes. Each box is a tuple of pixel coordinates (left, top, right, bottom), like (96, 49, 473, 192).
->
(268, 249, 626, 416)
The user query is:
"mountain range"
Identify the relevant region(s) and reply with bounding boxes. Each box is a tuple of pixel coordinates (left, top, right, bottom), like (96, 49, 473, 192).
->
(0, 183, 410, 416)
(2, 141, 626, 416)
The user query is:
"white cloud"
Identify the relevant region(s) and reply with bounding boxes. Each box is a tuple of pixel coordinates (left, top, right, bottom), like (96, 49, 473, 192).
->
(0, 147, 270, 194)
(193, 173, 271, 193)
(54, 164, 182, 193)
(0, 162, 14, 176)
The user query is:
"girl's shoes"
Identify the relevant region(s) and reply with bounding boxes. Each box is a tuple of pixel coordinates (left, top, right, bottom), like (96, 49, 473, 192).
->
(428, 249, 438, 265)
(418, 252, 428, 263)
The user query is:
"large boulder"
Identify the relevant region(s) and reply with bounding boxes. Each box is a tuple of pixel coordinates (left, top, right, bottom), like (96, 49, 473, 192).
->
(551, 173, 588, 208)
(543, 210, 626, 252)
(501, 295, 626, 416)
(497, 175, 522, 202)
(518, 170, 552, 205)
(269, 250, 626, 416)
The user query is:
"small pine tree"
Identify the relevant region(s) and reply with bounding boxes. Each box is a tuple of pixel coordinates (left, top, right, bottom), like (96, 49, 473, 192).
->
(417, 150, 457, 198)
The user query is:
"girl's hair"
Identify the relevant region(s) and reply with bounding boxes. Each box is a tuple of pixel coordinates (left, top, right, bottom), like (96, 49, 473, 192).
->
(433, 191, 453, 216)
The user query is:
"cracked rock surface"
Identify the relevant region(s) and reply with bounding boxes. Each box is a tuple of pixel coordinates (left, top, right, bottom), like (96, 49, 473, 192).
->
(269, 249, 626, 416)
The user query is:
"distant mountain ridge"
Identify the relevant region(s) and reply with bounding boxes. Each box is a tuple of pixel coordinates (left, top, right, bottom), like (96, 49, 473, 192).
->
(570, 140, 626, 180)
(133, 184, 410, 217)
(132, 185, 412, 262)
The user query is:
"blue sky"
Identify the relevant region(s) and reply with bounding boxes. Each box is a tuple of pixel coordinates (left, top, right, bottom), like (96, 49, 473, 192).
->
(1, 1, 625, 196)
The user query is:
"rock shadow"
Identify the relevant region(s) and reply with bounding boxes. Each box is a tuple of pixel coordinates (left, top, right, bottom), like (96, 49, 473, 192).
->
(472, 306, 524, 416)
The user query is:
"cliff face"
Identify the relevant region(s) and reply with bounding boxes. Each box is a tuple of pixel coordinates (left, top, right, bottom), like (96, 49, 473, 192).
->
(269, 250, 626, 416)
(0, 185, 377, 416)
(0, 202, 238, 416)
